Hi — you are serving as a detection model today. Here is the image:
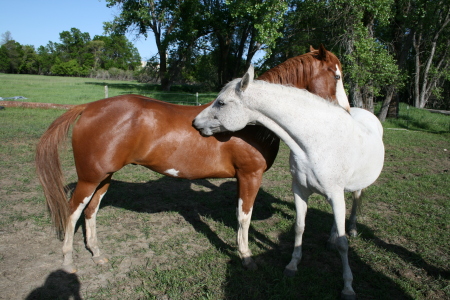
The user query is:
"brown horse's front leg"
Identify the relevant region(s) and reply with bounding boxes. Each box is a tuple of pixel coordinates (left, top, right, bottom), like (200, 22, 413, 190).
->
(236, 170, 263, 270)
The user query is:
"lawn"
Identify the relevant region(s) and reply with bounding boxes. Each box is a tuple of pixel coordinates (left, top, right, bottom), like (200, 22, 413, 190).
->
(0, 74, 449, 299)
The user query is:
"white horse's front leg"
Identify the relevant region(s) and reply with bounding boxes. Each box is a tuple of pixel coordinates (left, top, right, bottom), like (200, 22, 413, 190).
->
(284, 179, 311, 277)
(329, 192, 356, 300)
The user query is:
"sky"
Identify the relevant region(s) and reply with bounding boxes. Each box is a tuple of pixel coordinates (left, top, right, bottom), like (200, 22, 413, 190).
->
(0, 0, 157, 60)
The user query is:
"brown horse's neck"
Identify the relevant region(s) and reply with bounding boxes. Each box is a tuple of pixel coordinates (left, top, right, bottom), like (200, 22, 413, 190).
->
(258, 53, 317, 88)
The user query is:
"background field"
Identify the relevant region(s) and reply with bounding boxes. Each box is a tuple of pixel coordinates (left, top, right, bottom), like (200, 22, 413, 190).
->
(0, 73, 217, 106)
(0, 74, 449, 299)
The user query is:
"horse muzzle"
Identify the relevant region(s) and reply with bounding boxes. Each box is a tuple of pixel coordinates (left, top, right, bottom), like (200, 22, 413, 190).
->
(193, 118, 222, 136)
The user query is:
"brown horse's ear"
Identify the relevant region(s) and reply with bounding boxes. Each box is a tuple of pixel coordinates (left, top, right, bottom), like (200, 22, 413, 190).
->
(317, 44, 328, 61)
(310, 45, 316, 52)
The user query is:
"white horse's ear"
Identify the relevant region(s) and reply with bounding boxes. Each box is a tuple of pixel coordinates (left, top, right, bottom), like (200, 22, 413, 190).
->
(240, 65, 254, 92)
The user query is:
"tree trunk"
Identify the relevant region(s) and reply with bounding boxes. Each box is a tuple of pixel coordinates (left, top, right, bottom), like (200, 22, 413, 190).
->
(413, 30, 422, 108)
(362, 85, 374, 113)
(350, 82, 363, 108)
(378, 85, 395, 121)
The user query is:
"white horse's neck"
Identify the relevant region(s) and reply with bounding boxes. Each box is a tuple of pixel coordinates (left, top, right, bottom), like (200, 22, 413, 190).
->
(244, 81, 349, 152)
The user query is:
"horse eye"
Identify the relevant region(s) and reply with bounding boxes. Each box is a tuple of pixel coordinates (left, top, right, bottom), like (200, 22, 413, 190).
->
(335, 74, 341, 80)
(218, 100, 225, 106)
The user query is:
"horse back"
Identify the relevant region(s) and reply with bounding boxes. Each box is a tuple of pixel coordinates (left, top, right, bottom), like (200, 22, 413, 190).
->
(71, 95, 278, 180)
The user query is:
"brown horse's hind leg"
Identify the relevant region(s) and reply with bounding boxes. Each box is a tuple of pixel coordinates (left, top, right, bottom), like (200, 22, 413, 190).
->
(84, 175, 112, 265)
(236, 170, 263, 270)
(62, 180, 99, 273)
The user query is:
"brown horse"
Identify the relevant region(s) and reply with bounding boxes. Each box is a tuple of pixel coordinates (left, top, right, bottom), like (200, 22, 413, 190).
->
(36, 45, 350, 273)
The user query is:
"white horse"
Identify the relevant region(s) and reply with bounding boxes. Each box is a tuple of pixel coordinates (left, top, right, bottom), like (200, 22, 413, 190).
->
(193, 66, 384, 300)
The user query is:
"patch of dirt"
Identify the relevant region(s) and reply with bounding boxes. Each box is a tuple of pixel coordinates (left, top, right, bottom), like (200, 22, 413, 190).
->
(0, 176, 218, 299)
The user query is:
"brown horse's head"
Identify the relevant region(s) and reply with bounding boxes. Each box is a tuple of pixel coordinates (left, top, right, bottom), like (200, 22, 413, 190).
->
(258, 44, 350, 111)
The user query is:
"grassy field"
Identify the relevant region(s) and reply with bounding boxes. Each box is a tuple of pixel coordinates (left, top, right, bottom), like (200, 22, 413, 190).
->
(0, 73, 217, 105)
(0, 74, 449, 299)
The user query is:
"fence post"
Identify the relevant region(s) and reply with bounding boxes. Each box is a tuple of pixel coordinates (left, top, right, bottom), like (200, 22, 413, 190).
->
(105, 85, 108, 99)
(196, 92, 199, 106)
(406, 105, 409, 129)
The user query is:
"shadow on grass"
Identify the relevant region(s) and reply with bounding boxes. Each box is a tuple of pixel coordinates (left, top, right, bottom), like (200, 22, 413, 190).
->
(65, 176, 420, 299)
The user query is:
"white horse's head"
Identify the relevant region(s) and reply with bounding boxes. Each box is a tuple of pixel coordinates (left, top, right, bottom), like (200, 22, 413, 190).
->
(193, 66, 256, 136)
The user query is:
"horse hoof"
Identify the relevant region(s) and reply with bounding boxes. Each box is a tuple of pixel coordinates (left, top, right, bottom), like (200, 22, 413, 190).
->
(92, 254, 108, 265)
(62, 264, 77, 274)
(243, 260, 258, 271)
(327, 240, 337, 251)
(349, 229, 358, 237)
(283, 268, 297, 277)
(341, 291, 356, 300)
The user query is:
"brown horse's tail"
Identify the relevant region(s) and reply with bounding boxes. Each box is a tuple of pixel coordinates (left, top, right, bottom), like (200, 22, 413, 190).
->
(35, 104, 86, 238)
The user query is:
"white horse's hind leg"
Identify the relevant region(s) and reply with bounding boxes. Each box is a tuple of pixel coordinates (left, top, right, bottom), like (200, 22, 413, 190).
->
(330, 192, 356, 300)
(284, 180, 311, 277)
(348, 190, 362, 237)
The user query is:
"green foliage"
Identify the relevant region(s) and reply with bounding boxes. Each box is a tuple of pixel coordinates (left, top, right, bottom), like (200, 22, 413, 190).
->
(50, 58, 88, 77)
(106, 0, 288, 89)
(0, 46, 10, 72)
(0, 28, 141, 77)
(227, 0, 288, 57)
(344, 25, 403, 96)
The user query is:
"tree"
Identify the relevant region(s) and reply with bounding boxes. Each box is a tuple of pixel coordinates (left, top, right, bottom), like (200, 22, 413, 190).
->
(1, 31, 13, 46)
(92, 34, 141, 70)
(106, 0, 184, 90)
(0, 40, 23, 73)
(36, 42, 58, 75)
(105, 0, 287, 90)
(264, 0, 403, 115)
(409, 0, 450, 108)
(18, 45, 39, 74)
(0, 45, 10, 72)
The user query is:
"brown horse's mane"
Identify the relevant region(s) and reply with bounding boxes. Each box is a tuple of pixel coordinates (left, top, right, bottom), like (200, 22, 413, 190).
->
(257, 46, 341, 86)
(253, 45, 341, 145)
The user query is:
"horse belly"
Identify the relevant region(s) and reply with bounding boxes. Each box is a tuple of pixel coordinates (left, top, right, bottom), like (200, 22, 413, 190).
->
(139, 144, 237, 180)
(132, 127, 239, 180)
(345, 141, 384, 192)
(345, 109, 385, 191)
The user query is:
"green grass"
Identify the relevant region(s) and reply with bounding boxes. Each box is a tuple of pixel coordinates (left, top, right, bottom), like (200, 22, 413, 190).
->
(0, 74, 449, 299)
(0, 73, 217, 105)
(378, 102, 450, 133)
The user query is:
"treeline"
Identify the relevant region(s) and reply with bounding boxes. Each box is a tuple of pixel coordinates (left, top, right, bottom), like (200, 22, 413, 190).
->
(1, 1, 449, 114)
(107, 0, 450, 115)
(0, 28, 142, 80)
